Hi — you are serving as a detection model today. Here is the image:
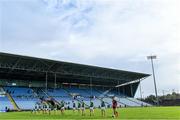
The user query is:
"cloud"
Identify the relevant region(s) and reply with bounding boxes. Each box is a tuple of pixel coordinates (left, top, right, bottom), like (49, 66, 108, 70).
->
(0, 0, 179, 96)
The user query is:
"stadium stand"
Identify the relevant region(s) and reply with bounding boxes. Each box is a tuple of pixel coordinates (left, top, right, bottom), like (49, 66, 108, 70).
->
(0, 52, 151, 111)
(0, 85, 152, 110)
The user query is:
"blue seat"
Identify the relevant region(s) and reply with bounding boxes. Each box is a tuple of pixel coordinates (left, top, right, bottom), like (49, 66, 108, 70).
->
(0, 96, 13, 111)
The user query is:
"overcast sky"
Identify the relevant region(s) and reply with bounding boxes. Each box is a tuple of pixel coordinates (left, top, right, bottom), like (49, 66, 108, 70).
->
(0, 0, 179, 98)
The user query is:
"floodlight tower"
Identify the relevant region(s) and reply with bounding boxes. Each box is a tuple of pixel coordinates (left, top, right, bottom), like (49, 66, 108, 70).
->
(147, 55, 159, 106)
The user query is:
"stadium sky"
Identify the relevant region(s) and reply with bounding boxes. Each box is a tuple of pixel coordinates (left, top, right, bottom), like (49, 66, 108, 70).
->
(0, 0, 179, 97)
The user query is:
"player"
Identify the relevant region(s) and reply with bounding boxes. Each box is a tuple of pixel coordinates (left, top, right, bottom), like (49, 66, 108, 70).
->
(112, 97, 118, 118)
(42, 102, 47, 114)
(57, 103, 61, 114)
(81, 100, 85, 116)
(53, 103, 58, 114)
(60, 101, 65, 115)
(47, 102, 52, 115)
(38, 102, 42, 114)
(89, 100, 94, 116)
(77, 101, 81, 113)
(32, 102, 38, 114)
(101, 100, 106, 117)
(72, 101, 76, 112)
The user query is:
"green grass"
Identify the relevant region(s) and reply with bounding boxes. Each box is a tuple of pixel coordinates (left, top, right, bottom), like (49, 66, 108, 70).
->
(0, 107, 179, 120)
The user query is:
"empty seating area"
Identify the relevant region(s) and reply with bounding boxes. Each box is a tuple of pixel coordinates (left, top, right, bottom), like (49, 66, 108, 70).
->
(47, 88, 69, 97)
(0, 86, 151, 110)
(3, 86, 39, 110)
(127, 97, 152, 106)
(83, 88, 102, 97)
(94, 89, 144, 107)
(4, 87, 32, 96)
(0, 96, 13, 111)
(65, 87, 90, 97)
(14, 97, 38, 110)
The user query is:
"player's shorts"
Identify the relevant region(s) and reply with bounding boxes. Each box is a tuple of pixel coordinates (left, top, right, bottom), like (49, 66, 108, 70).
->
(81, 107, 85, 110)
(101, 107, 105, 110)
(73, 107, 76, 110)
(61, 107, 65, 110)
(78, 107, 81, 110)
(90, 107, 94, 110)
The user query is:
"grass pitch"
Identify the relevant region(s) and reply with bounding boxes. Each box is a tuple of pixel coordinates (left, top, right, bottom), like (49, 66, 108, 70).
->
(0, 106, 179, 119)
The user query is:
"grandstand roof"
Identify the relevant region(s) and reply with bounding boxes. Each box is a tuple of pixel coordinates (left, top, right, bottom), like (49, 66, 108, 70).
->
(0, 52, 150, 86)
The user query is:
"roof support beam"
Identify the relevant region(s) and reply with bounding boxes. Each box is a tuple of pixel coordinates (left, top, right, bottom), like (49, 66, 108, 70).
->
(0, 66, 129, 82)
(54, 73, 57, 89)
(130, 84, 133, 97)
(45, 72, 48, 93)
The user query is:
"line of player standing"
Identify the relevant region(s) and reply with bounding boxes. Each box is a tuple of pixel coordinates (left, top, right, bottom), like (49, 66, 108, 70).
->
(32, 97, 118, 118)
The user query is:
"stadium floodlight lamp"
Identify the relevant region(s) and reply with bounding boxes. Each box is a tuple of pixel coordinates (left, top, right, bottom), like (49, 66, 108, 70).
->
(147, 55, 157, 60)
(147, 55, 159, 106)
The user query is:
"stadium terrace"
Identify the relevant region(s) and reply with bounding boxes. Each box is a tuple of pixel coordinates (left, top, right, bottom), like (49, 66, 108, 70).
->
(0, 52, 151, 112)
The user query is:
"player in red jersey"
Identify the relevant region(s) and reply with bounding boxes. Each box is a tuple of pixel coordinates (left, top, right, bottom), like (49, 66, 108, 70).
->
(112, 97, 118, 118)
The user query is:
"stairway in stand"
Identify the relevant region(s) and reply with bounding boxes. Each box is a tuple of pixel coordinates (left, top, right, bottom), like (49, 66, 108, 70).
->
(6, 92, 20, 111)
